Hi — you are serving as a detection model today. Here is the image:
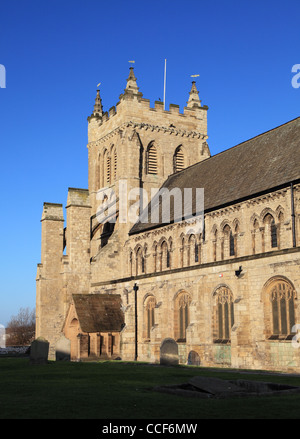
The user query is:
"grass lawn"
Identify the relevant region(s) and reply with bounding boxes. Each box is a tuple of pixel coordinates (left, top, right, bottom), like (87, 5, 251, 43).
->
(1, 358, 300, 419)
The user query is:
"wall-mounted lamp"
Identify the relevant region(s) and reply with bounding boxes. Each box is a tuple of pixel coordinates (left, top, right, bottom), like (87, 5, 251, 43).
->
(235, 266, 243, 277)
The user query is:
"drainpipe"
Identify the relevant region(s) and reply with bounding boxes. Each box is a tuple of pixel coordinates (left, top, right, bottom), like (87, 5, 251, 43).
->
(133, 283, 139, 361)
(291, 182, 296, 248)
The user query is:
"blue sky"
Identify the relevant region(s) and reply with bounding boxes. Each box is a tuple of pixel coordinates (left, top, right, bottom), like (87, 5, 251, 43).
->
(0, 0, 299, 326)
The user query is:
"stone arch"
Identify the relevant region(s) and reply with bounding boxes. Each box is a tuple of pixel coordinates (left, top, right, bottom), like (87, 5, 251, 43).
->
(251, 215, 261, 254)
(187, 350, 201, 366)
(212, 226, 218, 262)
(143, 294, 157, 339)
(103, 148, 111, 186)
(110, 145, 117, 182)
(135, 245, 144, 275)
(262, 276, 297, 340)
(160, 239, 170, 270)
(95, 151, 101, 191)
(220, 223, 235, 259)
(128, 249, 133, 277)
(64, 317, 80, 361)
(262, 211, 278, 250)
(212, 285, 234, 343)
(173, 144, 185, 172)
(146, 141, 160, 175)
(260, 207, 276, 222)
(174, 290, 192, 341)
(180, 232, 186, 267)
(187, 233, 198, 265)
(276, 205, 285, 219)
(250, 213, 260, 226)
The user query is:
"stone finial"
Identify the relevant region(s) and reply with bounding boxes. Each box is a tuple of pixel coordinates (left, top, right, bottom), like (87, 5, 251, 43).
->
(120, 67, 143, 100)
(93, 89, 103, 117)
(187, 81, 202, 109)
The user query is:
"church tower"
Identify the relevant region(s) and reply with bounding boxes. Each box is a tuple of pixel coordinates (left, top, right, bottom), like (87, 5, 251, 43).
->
(36, 66, 210, 358)
(87, 67, 210, 285)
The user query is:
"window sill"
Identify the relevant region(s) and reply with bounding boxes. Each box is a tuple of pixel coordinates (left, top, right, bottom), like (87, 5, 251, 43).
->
(213, 339, 231, 345)
(268, 335, 294, 341)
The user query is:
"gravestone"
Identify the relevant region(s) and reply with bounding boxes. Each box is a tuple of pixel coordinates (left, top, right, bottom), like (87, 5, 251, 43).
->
(0, 324, 5, 348)
(187, 350, 200, 366)
(55, 336, 71, 361)
(160, 338, 179, 366)
(29, 337, 49, 364)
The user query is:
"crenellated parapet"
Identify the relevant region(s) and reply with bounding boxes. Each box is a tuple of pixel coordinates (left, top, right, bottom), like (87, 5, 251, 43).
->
(87, 67, 208, 144)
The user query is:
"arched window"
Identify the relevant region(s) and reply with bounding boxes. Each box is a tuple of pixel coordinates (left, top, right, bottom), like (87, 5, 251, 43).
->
(263, 213, 278, 250)
(222, 225, 233, 259)
(147, 143, 158, 175)
(271, 219, 277, 248)
(173, 146, 185, 172)
(277, 211, 284, 249)
(268, 279, 296, 339)
(136, 247, 144, 275)
(161, 240, 170, 270)
(129, 251, 133, 276)
(153, 243, 158, 272)
(175, 292, 191, 341)
(213, 228, 218, 262)
(188, 234, 199, 265)
(96, 153, 101, 190)
(112, 147, 117, 181)
(180, 235, 185, 267)
(213, 286, 234, 343)
(104, 150, 111, 185)
(144, 296, 156, 339)
(252, 218, 260, 254)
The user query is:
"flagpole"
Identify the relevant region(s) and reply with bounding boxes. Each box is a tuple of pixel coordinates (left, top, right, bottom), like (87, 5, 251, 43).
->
(163, 59, 167, 110)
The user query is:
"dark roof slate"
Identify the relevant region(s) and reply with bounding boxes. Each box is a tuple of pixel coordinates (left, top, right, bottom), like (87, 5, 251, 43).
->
(72, 293, 124, 333)
(130, 117, 300, 235)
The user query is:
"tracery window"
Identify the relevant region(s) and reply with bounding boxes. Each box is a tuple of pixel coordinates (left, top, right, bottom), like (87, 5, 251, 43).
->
(213, 286, 234, 343)
(269, 280, 296, 339)
(175, 292, 191, 341)
(144, 296, 156, 339)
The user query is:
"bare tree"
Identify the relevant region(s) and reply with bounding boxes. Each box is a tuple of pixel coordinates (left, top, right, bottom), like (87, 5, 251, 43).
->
(6, 307, 35, 346)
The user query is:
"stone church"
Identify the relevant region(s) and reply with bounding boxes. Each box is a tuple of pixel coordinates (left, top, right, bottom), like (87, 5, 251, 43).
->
(36, 67, 300, 372)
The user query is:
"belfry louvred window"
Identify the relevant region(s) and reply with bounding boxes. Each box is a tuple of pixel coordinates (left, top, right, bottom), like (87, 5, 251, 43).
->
(174, 146, 184, 172)
(147, 144, 158, 175)
(106, 155, 111, 185)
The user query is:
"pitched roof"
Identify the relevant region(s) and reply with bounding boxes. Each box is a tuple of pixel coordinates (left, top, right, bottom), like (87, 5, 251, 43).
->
(130, 116, 300, 235)
(72, 294, 124, 333)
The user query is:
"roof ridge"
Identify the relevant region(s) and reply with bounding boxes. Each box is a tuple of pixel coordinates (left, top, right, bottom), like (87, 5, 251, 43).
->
(209, 115, 300, 160)
(168, 115, 300, 179)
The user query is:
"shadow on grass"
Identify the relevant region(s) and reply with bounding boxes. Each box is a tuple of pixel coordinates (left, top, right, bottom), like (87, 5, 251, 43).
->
(1, 358, 300, 419)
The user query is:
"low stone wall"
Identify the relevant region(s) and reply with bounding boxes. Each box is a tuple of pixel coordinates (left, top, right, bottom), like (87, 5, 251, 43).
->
(0, 346, 30, 356)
